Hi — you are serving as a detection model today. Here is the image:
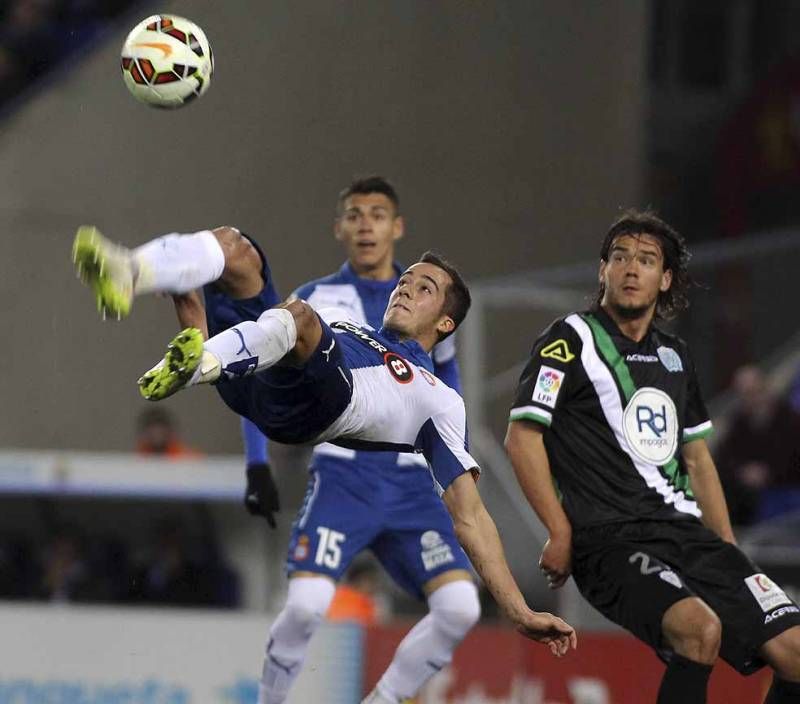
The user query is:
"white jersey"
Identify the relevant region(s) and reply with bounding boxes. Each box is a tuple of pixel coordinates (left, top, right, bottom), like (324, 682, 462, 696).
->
(311, 314, 479, 492)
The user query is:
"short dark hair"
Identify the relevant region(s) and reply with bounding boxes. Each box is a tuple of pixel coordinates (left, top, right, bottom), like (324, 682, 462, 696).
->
(419, 250, 471, 341)
(596, 208, 692, 320)
(337, 175, 399, 215)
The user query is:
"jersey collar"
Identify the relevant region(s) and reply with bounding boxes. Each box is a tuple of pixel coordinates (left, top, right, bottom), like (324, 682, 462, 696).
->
(378, 327, 434, 371)
(591, 306, 655, 348)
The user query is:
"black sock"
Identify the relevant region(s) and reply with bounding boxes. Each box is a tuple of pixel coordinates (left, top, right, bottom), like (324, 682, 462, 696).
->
(764, 677, 800, 703)
(657, 653, 712, 704)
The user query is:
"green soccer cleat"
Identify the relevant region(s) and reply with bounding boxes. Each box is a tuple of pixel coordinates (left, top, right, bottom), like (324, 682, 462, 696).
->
(138, 327, 205, 401)
(72, 225, 134, 320)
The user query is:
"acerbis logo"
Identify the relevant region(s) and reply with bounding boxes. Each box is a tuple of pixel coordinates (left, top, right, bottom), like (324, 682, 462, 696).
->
(540, 339, 574, 363)
(384, 352, 413, 383)
(765, 605, 800, 624)
(622, 387, 678, 465)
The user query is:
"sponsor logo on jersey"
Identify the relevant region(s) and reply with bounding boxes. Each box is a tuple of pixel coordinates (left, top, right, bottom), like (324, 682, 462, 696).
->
(626, 353, 659, 363)
(420, 530, 455, 571)
(533, 366, 564, 409)
(745, 573, 792, 612)
(331, 321, 388, 353)
(540, 339, 575, 363)
(622, 387, 678, 465)
(764, 605, 800, 624)
(657, 346, 683, 372)
(384, 352, 414, 383)
(421, 368, 437, 386)
(292, 534, 310, 562)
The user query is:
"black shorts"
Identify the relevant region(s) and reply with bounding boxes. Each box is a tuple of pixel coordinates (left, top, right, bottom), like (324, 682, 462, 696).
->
(572, 519, 800, 674)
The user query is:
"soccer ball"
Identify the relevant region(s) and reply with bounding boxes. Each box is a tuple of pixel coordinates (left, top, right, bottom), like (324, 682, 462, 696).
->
(120, 15, 213, 108)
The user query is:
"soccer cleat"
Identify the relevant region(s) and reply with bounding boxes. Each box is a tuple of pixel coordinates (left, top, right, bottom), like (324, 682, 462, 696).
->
(138, 327, 205, 401)
(72, 225, 134, 320)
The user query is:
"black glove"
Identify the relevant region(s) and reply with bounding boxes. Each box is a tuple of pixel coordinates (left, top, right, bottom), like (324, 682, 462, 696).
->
(244, 463, 280, 528)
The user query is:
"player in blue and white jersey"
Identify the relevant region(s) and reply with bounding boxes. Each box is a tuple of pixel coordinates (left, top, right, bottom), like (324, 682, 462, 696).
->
(259, 176, 476, 704)
(73, 223, 577, 696)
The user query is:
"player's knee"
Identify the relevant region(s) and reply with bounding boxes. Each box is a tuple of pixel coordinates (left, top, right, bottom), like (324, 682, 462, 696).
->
(663, 599, 721, 662)
(429, 580, 481, 641)
(279, 577, 336, 636)
(283, 299, 319, 338)
(211, 226, 260, 272)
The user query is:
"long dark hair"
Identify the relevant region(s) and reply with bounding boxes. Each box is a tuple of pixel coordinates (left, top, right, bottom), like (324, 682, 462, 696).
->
(596, 209, 692, 320)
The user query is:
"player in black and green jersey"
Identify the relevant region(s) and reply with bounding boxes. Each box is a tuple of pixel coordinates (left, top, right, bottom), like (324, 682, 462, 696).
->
(506, 210, 800, 704)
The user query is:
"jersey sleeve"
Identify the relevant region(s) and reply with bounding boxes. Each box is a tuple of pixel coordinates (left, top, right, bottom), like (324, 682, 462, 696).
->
(682, 347, 713, 443)
(508, 320, 581, 428)
(416, 397, 478, 492)
(432, 335, 461, 393)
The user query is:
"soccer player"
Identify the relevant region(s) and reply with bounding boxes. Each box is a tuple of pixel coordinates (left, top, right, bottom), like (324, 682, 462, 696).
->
(262, 176, 479, 704)
(505, 209, 800, 704)
(72, 223, 577, 684)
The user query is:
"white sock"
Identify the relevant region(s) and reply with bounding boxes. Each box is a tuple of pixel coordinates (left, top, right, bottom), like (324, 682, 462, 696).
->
(133, 230, 225, 294)
(196, 308, 297, 384)
(259, 576, 336, 704)
(375, 580, 480, 703)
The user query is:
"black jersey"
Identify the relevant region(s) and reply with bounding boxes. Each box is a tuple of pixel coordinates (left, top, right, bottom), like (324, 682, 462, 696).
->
(509, 308, 712, 529)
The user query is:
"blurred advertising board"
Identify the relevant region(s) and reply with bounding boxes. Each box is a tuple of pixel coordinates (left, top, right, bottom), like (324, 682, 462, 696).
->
(365, 625, 772, 704)
(0, 604, 361, 703)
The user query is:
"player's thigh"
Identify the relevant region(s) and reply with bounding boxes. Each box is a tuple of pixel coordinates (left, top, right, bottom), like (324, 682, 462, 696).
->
(372, 499, 472, 601)
(285, 471, 381, 580)
(678, 525, 800, 674)
(572, 537, 694, 657)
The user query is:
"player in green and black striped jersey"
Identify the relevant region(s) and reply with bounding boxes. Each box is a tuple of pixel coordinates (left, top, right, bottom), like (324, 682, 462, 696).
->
(506, 210, 800, 704)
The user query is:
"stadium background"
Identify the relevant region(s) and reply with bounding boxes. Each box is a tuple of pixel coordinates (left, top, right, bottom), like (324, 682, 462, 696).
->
(0, 1, 798, 702)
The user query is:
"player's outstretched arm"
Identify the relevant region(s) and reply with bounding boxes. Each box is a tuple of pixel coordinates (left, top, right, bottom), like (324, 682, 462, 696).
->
(442, 472, 577, 656)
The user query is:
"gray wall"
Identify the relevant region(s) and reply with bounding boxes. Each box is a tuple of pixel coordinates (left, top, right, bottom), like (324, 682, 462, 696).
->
(0, 0, 647, 451)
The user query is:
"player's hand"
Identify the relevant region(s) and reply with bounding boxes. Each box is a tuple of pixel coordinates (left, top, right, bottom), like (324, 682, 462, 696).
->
(244, 463, 280, 528)
(513, 609, 578, 657)
(539, 535, 572, 589)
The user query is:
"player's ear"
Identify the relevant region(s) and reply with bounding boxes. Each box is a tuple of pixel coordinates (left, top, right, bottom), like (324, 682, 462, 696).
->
(334, 217, 344, 242)
(598, 259, 606, 283)
(392, 215, 405, 242)
(437, 315, 455, 338)
(660, 268, 673, 292)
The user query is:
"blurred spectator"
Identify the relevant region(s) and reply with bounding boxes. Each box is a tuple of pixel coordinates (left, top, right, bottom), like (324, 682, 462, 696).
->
(715, 365, 800, 525)
(34, 524, 110, 603)
(135, 407, 203, 459)
(127, 516, 238, 608)
(327, 558, 387, 627)
(0, 0, 138, 111)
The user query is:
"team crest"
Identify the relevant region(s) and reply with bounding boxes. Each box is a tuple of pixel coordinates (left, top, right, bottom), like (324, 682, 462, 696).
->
(384, 352, 414, 383)
(293, 535, 310, 562)
(540, 339, 575, 363)
(657, 346, 683, 372)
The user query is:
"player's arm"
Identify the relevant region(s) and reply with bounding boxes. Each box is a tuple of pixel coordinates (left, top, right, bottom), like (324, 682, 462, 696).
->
(683, 438, 736, 544)
(442, 472, 576, 655)
(505, 420, 573, 588)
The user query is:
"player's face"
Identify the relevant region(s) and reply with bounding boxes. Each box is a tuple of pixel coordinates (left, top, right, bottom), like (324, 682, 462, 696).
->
(335, 193, 403, 277)
(599, 233, 672, 319)
(383, 263, 455, 343)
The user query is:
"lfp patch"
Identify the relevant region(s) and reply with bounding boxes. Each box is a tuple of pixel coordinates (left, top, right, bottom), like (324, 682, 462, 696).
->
(533, 366, 564, 408)
(745, 573, 792, 612)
